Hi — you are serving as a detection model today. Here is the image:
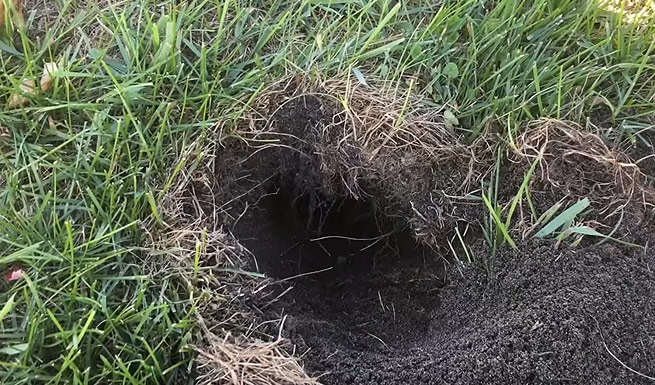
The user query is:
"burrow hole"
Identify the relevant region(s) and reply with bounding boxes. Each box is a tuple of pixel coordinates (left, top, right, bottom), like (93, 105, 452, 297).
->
(231, 175, 447, 347)
(236, 177, 439, 289)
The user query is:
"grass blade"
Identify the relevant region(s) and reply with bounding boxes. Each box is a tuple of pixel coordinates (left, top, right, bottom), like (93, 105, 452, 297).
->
(569, 226, 642, 248)
(482, 192, 517, 249)
(535, 198, 590, 238)
(0, 293, 16, 324)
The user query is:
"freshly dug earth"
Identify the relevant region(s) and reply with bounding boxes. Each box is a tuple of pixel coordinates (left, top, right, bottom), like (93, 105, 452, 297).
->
(276, 241, 655, 385)
(197, 87, 655, 384)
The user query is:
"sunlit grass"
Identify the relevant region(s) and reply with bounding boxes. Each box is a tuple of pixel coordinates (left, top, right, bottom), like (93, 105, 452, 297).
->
(599, 0, 655, 23)
(0, 0, 654, 382)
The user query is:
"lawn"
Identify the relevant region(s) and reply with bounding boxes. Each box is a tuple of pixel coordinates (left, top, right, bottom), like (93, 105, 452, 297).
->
(0, 0, 654, 383)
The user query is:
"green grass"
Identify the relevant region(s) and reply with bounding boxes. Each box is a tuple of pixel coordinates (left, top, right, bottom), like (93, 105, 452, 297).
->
(0, 0, 654, 382)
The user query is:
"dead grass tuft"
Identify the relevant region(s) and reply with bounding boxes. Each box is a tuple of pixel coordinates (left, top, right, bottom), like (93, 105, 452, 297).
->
(512, 118, 654, 218)
(236, 75, 495, 246)
(143, 143, 245, 277)
(243, 75, 466, 161)
(195, 330, 320, 385)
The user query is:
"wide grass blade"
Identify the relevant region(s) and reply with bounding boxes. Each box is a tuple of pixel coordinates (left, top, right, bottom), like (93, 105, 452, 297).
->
(535, 198, 590, 238)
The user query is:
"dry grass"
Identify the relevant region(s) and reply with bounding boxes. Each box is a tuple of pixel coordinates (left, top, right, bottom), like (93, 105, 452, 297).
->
(511, 118, 655, 231)
(235, 75, 495, 246)
(141, 131, 320, 384)
(195, 331, 319, 385)
(143, 141, 244, 277)
(243, 75, 464, 161)
(515, 120, 643, 197)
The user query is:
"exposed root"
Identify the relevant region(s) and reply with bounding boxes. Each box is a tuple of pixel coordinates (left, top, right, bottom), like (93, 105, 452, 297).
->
(234, 75, 495, 247)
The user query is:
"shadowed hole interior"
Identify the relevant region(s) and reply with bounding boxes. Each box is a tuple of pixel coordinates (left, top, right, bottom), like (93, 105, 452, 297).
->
(231, 175, 446, 350)
(241, 178, 434, 286)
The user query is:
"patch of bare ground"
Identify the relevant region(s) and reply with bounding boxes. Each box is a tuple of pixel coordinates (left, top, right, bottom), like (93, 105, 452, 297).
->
(157, 77, 655, 384)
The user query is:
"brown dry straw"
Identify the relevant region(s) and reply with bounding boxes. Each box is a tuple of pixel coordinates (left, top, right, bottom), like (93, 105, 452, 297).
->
(244, 75, 467, 160)
(195, 331, 319, 385)
(237, 76, 494, 242)
(142, 133, 319, 384)
(512, 119, 652, 218)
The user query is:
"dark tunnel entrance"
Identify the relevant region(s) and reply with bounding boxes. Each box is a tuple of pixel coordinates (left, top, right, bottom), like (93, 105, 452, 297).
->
(229, 176, 446, 351)
(237, 178, 434, 286)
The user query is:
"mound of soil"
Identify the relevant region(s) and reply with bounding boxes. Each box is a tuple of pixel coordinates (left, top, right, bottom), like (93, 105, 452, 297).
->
(279, 241, 655, 385)
(194, 87, 655, 384)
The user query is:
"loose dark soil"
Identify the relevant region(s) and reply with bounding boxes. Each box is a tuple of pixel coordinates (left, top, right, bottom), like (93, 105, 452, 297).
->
(198, 90, 655, 384)
(630, 130, 655, 180)
(281, 241, 655, 385)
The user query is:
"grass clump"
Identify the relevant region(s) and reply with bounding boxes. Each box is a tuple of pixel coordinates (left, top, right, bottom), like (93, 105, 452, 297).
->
(0, 0, 653, 383)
